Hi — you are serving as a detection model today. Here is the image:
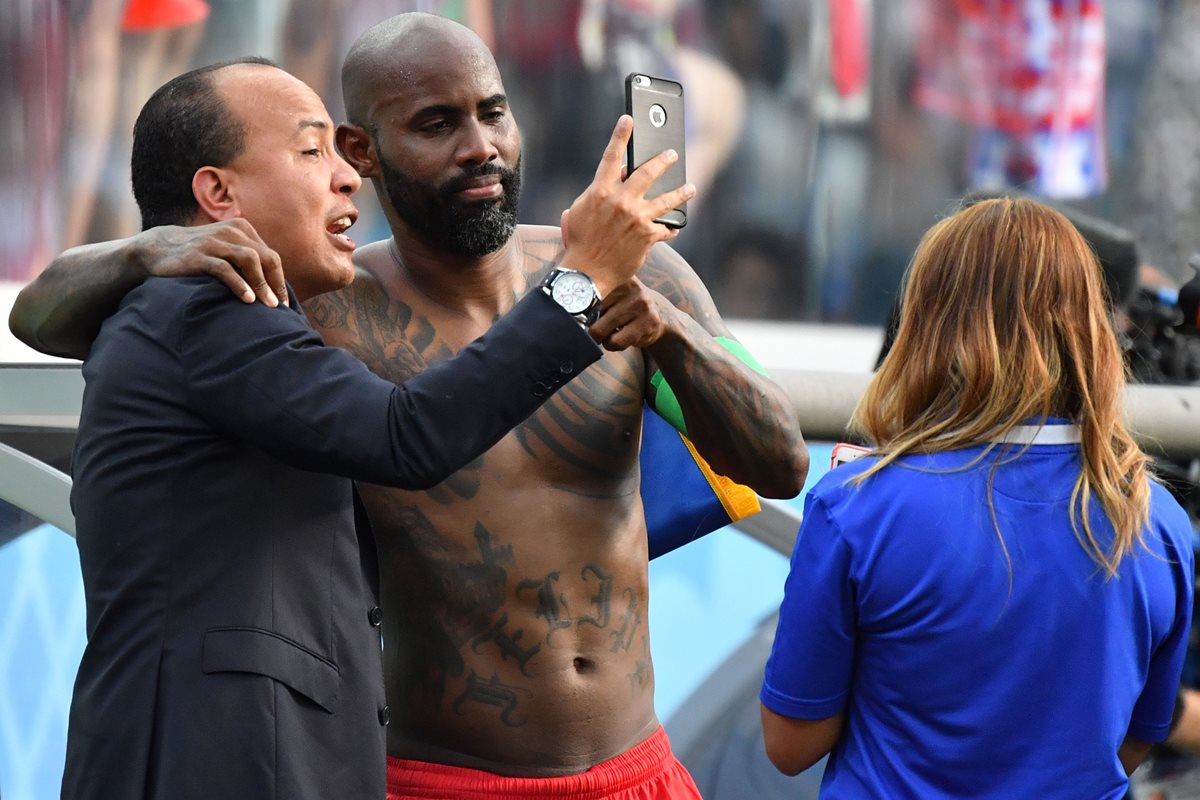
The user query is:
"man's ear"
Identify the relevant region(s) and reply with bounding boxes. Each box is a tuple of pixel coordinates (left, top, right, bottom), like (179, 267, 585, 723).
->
(337, 123, 379, 178)
(192, 166, 240, 221)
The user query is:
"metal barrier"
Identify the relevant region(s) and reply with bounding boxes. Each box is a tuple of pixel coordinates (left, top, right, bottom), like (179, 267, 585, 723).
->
(774, 369, 1200, 461)
(0, 441, 75, 536)
(7, 364, 1200, 550)
(1, 365, 83, 536)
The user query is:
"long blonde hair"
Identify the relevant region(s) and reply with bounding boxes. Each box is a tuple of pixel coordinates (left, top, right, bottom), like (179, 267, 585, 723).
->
(852, 197, 1150, 578)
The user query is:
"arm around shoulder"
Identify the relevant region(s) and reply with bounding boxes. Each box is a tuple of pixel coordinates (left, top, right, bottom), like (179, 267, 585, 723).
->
(10, 220, 286, 359)
(9, 238, 154, 359)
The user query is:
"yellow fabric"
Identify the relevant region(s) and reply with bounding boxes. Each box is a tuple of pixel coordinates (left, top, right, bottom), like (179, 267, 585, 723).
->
(678, 433, 761, 521)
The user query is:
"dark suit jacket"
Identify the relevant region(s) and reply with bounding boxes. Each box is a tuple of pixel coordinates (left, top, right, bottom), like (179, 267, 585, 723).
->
(62, 277, 599, 800)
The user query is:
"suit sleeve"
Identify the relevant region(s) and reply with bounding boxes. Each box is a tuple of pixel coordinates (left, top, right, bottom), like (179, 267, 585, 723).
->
(180, 286, 601, 489)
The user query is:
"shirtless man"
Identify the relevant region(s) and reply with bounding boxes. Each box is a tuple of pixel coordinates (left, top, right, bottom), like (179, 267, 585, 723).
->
(326, 16, 805, 794)
(14, 13, 808, 798)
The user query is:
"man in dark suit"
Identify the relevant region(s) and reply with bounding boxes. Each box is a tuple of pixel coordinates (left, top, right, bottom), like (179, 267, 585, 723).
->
(52, 57, 691, 799)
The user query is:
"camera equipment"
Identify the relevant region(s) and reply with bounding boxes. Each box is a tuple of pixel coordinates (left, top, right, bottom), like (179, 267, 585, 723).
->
(1125, 254, 1200, 387)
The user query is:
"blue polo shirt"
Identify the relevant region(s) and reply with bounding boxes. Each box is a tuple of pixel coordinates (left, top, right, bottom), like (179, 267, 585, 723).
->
(761, 435, 1194, 799)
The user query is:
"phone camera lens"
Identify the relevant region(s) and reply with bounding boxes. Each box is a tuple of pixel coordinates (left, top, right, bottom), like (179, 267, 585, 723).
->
(634, 75, 651, 87)
(648, 104, 667, 128)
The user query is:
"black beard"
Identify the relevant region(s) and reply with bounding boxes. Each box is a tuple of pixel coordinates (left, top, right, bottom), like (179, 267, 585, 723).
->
(379, 154, 522, 257)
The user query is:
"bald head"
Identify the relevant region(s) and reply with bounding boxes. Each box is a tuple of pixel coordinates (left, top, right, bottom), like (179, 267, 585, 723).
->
(342, 13, 498, 129)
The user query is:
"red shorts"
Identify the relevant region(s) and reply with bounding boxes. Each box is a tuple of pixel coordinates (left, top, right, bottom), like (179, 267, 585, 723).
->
(386, 726, 702, 799)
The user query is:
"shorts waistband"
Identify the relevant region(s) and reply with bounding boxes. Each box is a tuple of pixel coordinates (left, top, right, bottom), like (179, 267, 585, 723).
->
(386, 726, 674, 799)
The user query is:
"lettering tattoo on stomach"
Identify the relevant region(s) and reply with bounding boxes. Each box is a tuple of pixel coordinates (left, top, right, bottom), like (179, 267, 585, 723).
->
(452, 563, 645, 727)
(385, 510, 646, 729)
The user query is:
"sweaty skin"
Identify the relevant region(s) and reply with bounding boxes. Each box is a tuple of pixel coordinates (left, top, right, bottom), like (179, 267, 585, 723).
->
(306, 228, 746, 774)
(307, 12, 806, 776)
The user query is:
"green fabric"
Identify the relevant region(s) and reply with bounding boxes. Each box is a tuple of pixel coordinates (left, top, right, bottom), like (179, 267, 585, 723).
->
(649, 369, 686, 433)
(649, 336, 768, 436)
(713, 336, 768, 376)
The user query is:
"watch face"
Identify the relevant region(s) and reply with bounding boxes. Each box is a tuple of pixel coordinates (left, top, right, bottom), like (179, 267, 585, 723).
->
(551, 271, 596, 314)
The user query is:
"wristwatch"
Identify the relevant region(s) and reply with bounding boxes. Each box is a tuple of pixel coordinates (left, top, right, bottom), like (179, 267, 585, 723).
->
(539, 268, 602, 328)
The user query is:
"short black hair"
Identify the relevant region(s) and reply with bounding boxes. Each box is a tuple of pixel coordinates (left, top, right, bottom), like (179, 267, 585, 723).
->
(131, 56, 278, 230)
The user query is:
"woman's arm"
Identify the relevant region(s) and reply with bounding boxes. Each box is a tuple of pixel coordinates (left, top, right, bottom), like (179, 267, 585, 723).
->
(760, 704, 844, 776)
(1118, 735, 1152, 776)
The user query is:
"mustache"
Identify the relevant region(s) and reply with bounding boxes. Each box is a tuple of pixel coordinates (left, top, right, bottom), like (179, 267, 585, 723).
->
(440, 163, 516, 195)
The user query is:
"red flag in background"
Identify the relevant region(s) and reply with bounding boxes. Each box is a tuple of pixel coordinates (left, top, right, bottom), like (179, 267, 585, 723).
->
(830, 0, 869, 97)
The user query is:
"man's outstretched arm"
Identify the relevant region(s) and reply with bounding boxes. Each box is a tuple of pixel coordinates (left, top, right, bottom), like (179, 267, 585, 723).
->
(591, 243, 808, 498)
(9, 220, 287, 359)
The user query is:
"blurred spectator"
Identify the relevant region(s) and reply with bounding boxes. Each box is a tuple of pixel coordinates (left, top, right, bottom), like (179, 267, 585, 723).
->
(494, 0, 744, 265)
(803, 0, 874, 321)
(5, 0, 1181, 330)
(83, 0, 210, 243)
(828, 0, 1115, 324)
(1099, 0, 1162, 170)
(855, 0, 959, 326)
(913, 0, 1108, 201)
(696, 0, 820, 316)
(711, 228, 806, 320)
(1115, 0, 1200, 284)
(2, 1, 71, 283)
(59, 0, 124, 254)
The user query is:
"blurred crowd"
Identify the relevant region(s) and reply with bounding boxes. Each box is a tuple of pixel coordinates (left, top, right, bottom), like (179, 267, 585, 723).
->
(3, 0, 1199, 325)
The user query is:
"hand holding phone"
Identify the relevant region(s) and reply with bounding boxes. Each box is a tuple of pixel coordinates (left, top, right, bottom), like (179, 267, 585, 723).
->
(625, 73, 688, 229)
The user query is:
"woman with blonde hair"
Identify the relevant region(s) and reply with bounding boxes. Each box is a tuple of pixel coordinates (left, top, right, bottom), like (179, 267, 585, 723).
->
(759, 197, 1194, 798)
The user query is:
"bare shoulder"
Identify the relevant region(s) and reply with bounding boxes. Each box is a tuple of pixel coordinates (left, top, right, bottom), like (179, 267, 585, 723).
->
(303, 268, 385, 345)
(518, 223, 565, 253)
(516, 224, 566, 280)
(302, 240, 397, 347)
(639, 242, 730, 336)
(303, 240, 449, 379)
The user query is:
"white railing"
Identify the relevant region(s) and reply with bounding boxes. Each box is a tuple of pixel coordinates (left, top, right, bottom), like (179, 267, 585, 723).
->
(6, 363, 1200, 552)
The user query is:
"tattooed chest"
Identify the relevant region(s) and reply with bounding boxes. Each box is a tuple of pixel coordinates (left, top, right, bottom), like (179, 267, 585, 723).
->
(510, 365, 643, 484)
(348, 331, 646, 485)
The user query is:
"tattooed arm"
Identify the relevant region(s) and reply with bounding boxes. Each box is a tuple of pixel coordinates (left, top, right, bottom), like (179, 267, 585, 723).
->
(589, 243, 808, 498)
(9, 221, 286, 359)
